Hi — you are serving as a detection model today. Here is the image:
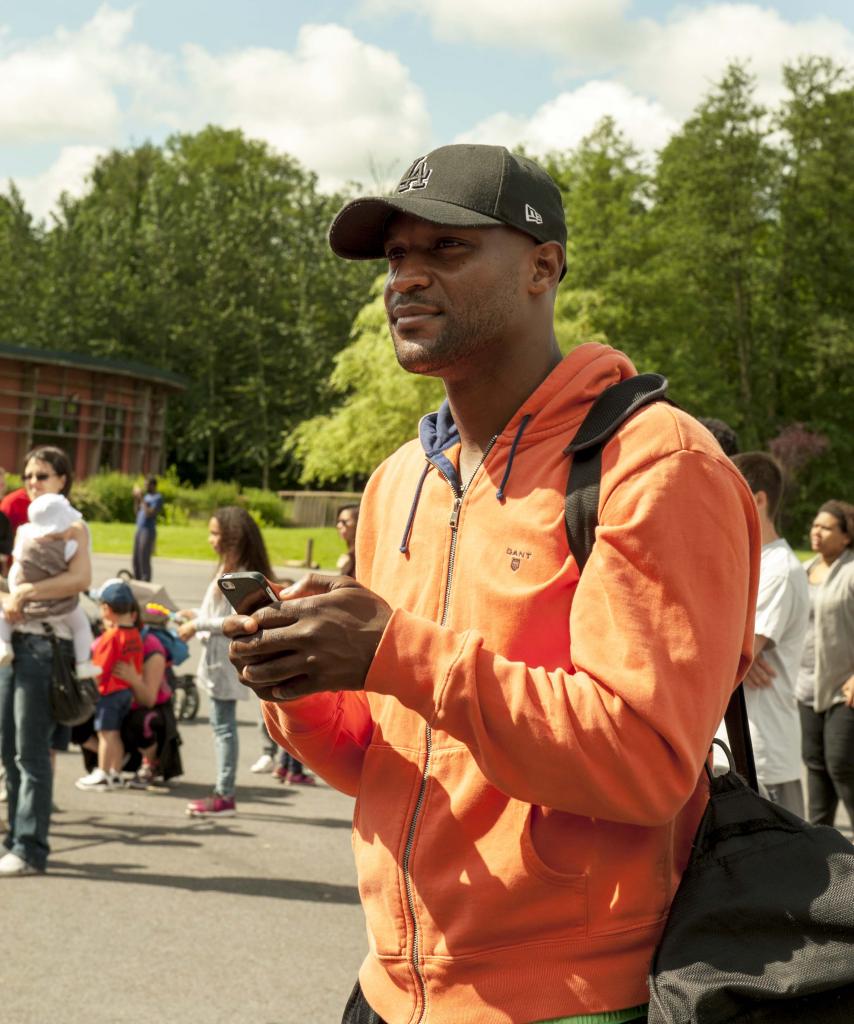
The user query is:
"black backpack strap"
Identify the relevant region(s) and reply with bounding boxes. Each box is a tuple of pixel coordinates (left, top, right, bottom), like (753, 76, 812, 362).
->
(723, 683, 759, 790)
(563, 371, 759, 790)
(564, 373, 669, 572)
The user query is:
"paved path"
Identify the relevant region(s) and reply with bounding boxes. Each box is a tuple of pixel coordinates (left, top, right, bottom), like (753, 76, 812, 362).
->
(3, 554, 365, 1024)
(3, 555, 849, 1022)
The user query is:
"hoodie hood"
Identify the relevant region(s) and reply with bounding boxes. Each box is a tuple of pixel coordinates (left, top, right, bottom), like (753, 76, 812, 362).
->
(400, 343, 637, 552)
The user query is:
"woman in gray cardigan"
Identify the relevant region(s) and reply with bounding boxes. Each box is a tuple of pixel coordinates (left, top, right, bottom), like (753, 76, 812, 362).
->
(178, 507, 276, 818)
(796, 500, 854, 828)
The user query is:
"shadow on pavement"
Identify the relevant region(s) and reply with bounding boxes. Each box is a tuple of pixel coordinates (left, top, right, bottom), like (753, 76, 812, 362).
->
(46, 861, 362, 903)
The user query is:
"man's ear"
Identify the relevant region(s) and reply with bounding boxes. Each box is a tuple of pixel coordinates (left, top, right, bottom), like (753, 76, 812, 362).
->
(529, 242, 564, 295)
(755, 490, 769, 514)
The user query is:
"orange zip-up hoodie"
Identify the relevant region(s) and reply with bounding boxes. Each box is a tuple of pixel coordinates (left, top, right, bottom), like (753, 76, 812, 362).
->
(264, 344, 760, 1024)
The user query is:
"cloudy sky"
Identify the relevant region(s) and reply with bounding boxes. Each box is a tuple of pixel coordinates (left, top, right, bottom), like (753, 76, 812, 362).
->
(2, 1, 852, 220)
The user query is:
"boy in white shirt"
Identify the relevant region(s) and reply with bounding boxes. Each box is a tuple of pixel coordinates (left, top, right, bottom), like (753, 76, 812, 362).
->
(732, 452, 810, 815)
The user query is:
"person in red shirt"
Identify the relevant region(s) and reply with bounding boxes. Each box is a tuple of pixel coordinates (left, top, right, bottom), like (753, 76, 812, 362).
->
(0, 486, 31, 536)
(75, 580, 142, 791)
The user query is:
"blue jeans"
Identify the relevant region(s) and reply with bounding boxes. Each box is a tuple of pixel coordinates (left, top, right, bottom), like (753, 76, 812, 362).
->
(209, 697, 238, 798)
(0, 633, 65, 871)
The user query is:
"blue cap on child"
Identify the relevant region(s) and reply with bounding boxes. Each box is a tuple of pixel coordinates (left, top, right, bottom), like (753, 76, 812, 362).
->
(97, 580, 136, 613)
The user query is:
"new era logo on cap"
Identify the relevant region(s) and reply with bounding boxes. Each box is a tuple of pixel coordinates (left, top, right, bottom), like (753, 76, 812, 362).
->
(398, 156, 432, 193)
(525, 204, 543, 225)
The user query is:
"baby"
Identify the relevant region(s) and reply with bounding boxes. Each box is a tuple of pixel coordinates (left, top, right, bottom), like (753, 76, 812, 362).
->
(0, 493, 99, 678)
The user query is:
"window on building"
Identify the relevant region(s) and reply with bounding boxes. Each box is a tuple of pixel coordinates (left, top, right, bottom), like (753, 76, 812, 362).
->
(32, 396, 80, 462)
(100, 405, 126, 470)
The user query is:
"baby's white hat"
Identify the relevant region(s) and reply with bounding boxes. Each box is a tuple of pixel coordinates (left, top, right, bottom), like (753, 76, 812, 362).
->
(27, 493, 82, 537)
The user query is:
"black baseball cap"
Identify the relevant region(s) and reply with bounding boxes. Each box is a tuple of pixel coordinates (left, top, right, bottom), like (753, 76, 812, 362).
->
(329, 144, 567, 276)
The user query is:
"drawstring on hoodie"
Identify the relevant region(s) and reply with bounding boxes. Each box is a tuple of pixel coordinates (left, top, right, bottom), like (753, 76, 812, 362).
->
(399, 414, 534, 553)
(495, 414, 532, 501)
(399, 461, 432, 554)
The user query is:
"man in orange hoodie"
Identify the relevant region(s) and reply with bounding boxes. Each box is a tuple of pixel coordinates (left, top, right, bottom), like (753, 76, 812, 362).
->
(227, 145, 760, 1024)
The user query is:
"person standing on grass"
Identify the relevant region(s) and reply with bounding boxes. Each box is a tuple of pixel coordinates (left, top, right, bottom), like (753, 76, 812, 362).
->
(132, 476, 164, 582)
(178, 506, 278, 817)
(731, 452, 810, 816)
(335, 504, 360, 577)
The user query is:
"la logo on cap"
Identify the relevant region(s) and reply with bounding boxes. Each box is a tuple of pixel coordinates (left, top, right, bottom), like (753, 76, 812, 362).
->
(398, 156, 432, 193)
(525, 204, 543, 225)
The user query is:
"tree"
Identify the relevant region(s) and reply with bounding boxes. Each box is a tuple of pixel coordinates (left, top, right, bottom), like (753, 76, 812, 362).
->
(545, 119, 656, 359)
(289, 283, 444, 485)
(642, 64, 779, 446)
(0, 184, 45, 345)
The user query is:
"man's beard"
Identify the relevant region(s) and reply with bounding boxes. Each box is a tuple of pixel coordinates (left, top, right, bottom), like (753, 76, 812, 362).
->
(387, 283, 518, 378)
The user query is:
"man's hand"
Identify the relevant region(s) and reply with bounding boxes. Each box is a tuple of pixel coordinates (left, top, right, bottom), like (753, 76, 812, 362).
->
(744, 652, 776, 689)
(842, 675, 854, 708)
(224, 573, 392, 702)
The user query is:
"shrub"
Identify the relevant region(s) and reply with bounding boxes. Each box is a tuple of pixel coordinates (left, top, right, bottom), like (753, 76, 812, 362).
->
(70, 482, 110, 523)
(73, 471, 136, 522)
(242, 487, 289, 527)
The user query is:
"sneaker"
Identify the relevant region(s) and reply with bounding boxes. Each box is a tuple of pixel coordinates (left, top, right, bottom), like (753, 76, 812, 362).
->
(186, 794, 236, 817)
(0, 641, 13, 668)
(75, 768, 118, 791)
(0, 852, 42, 876)
(125, 762, 156, 790)
(286, 772, 316, 786)
(250, 754, 274, 773)
(75, 660, 102, 679)
(272, 764, 288, 782)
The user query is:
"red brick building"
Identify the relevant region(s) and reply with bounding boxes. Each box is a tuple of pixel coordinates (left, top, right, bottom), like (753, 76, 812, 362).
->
(0, 344, 184, 479)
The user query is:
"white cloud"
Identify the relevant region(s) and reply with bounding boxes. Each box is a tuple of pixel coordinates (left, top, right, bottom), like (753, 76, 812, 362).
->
(362, 0, 632, 62)
(623, 5, 854, 118)
(0, 5, 171, 143)
(179, 24, 430, 191)
(457, 81, 678, 162)
(12, 146, 107, 222)
(1, 11, 430, 214)
(366, 1, 854, 118)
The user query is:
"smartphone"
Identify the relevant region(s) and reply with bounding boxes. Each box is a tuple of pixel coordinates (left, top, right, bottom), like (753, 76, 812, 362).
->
(217, 571, 278, 616)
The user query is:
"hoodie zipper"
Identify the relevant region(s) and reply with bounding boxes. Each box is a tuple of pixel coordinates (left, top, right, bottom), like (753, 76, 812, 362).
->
(402, 434, 498, 1024)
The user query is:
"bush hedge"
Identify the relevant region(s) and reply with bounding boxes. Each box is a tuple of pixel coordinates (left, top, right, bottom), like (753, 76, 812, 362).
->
(68, 468, 290, 526)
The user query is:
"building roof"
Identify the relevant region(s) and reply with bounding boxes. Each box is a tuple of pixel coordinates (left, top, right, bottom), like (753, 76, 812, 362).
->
(0, 342, 187, 390)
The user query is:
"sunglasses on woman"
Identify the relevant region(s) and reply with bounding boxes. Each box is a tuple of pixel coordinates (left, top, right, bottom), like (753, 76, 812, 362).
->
(23, 472, 55, 482)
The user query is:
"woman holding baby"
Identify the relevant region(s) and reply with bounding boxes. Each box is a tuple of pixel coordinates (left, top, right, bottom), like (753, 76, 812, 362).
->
(0, 445, 92, 877)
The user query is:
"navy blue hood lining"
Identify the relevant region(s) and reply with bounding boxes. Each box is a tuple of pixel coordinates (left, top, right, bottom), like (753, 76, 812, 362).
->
(400, 402, 534, 554)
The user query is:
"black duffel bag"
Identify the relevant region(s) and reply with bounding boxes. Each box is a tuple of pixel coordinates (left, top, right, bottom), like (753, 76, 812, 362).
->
(647, 736, 854, 1023)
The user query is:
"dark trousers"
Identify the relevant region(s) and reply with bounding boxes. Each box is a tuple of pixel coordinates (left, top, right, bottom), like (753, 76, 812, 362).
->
(341, 980, 648, 1023)
(132, 527, 155, 581)
(799, 700, 854, 827)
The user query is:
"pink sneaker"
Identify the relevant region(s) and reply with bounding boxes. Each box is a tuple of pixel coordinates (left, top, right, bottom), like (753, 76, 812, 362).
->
(286, 772, 316, 786)
(186, 794, 236, 817)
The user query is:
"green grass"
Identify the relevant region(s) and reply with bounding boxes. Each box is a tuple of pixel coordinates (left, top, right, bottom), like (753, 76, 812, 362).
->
(89, 522, 343, 571)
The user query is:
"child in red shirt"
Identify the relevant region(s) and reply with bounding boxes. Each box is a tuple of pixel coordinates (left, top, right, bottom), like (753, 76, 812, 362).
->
(75, 580, 143, 791)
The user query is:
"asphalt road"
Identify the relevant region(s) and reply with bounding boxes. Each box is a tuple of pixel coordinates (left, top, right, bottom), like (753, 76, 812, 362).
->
(2, 554, 849, 1023)
(2, 554, 365, 1024)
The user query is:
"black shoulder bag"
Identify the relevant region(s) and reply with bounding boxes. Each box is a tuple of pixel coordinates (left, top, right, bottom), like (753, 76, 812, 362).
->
(566, 374, 854, 1023)
(44, 624, 99, 726)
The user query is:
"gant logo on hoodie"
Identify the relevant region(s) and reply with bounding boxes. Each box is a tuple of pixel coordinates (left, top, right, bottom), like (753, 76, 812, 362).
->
(507, 548, 532, 571)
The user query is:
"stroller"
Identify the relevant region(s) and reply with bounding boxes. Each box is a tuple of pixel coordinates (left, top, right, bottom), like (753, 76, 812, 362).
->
(106, 575, 200, 720)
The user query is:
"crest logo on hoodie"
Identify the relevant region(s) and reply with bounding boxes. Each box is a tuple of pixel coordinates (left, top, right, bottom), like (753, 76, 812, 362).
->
(507, 548, 532, 571)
